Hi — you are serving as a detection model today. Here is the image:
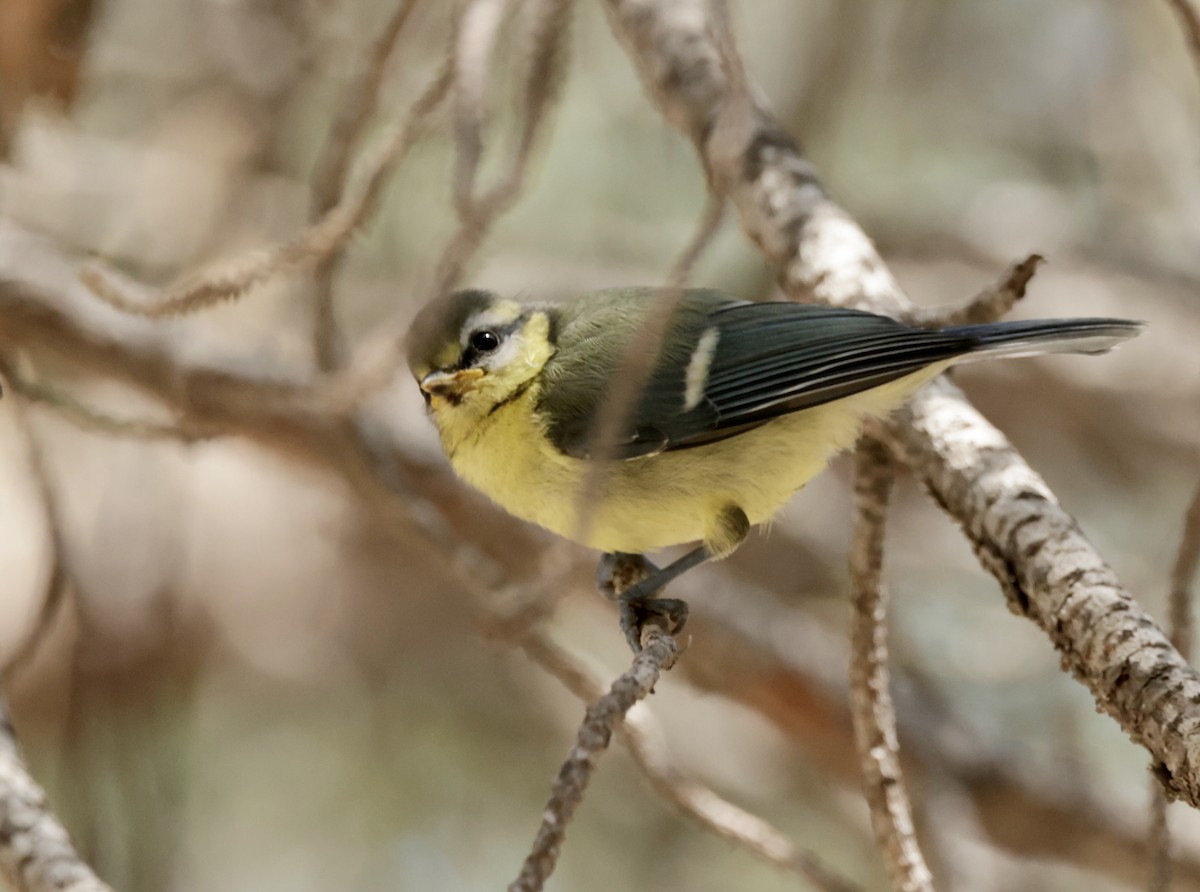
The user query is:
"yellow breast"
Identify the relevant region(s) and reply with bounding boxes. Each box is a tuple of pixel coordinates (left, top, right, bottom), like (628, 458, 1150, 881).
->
(435, 365, 944, 555)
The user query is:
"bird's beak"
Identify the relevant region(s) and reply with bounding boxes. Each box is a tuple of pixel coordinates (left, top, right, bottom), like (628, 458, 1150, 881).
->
(419, 367, 486, 398)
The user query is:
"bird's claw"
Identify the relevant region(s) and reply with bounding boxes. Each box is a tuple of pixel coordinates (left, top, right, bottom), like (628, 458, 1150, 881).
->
(618, 596, 689, 654)
(597, 551, 692, 653)
(595, 552, 657, 602)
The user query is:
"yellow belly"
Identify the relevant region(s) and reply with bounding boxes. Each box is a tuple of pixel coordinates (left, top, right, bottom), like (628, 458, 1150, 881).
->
(442, 367, 942, 554)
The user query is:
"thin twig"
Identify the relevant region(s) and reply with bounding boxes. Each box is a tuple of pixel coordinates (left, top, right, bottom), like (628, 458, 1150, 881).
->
(453, 0, 511, 214)
(507, 628, 679, 892)
(80, 55, 453, 319)
(906, 254, 1044, 329)
(3, 369, 215, 442)
(1165, 0, 1200, 82)
(1148, 480, 1200, 892)
(1150, 792, 1172, 892)
(310, 0, 422, 216)
(516, 629, 862, 892)
(1166, 481, 1200, 657)
(320, 0, 575, 413)
(304, 0, 571, 415)
(431, 0, 574, 296)
(310, 0, 423, 371)
(848, 430, 935, 892)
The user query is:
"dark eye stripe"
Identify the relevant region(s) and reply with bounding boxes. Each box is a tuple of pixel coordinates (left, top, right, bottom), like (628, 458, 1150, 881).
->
(459, 315, 528, 367)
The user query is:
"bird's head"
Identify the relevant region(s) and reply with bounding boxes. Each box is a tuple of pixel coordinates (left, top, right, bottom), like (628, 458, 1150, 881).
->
(405, 289, 556, 424)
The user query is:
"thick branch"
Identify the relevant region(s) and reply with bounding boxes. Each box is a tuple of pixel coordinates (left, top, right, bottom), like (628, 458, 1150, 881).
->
(600, 0, 1200, 807)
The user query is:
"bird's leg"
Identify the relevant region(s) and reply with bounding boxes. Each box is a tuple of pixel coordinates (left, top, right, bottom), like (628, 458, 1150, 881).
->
(596, 549, 707, 653)
(596, 507, 749, 653)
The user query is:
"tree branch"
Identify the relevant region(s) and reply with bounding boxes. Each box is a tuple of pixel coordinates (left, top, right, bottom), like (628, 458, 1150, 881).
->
(849, 432, 934, 892)
(531, 633, 859, 891)
(80, 52, 452, 319)
(507, 628, 679, 892)
(309, 0, 422, 371)
(600, 0, 1200, 807)
(1, 366, 215, 442)
(905, 254, 1042, 329)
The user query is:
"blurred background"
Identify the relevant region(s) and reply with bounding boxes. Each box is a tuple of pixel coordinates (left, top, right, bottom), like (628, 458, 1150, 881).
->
(1, 1, 1199, 890)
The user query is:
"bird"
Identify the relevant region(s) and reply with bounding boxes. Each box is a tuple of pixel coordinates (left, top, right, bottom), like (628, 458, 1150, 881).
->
(405, 286, 1142, 651)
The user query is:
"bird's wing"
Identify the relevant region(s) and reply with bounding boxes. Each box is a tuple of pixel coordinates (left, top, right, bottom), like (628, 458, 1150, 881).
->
(538, 293, 978, 459)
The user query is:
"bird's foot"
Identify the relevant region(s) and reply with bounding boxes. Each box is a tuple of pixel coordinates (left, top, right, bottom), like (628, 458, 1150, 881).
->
(597, 549, 708, 653)
(595, 552, 657, 601)
(618, 595, 689, 654)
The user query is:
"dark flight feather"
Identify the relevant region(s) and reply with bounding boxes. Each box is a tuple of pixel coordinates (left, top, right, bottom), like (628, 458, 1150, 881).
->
(536, 288, 1141, 459)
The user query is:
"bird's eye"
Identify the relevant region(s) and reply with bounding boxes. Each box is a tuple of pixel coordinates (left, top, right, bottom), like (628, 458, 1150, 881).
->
(470, 330, 501, 352)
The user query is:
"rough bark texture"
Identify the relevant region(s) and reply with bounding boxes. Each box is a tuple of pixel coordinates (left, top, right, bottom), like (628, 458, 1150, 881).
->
(600, 0, 1200, 806)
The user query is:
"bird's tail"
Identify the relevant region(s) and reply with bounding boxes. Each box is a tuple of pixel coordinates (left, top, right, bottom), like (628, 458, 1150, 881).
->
(948, 318, 1145, 361)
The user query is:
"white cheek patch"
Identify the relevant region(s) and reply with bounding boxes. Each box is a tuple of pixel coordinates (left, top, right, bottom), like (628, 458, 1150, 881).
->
(683, 327, 720, 411)
(489, 336, 526, 370)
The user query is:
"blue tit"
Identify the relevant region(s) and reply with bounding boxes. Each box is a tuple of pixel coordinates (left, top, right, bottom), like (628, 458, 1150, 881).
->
(406, 286, 1141, 650)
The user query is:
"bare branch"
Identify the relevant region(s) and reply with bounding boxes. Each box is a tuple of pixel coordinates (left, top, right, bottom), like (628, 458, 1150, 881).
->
(1150, 791, 1172, 892)
(671, 593, 1200, 888)
(453, 0, 511, 213)
(600, 0, 1200, 808)
(431, 0, 574, 297)
(516, 628, 861, 892)
(310, 0, 421, 217)
(2, 366, 215, 442)
(1167, 482, 1200, 658)
(849, 431, 935, 892)
(0, 698, 111, 892)
(507, 628, 679, 892)
(315, 0, 575, 413)
(906, 254, 1043, 328)
(80, 55, 453, 319)
(310, 0, 423, 371)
